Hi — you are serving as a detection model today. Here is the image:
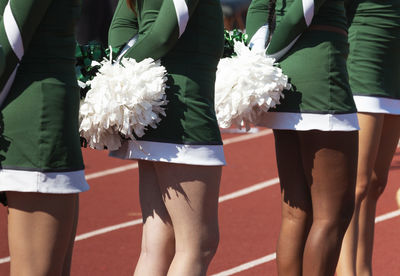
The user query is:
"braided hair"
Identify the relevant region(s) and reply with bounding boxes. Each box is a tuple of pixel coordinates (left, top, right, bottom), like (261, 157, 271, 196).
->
(127, 0, 136, 11)
(267, 0, 277, 42)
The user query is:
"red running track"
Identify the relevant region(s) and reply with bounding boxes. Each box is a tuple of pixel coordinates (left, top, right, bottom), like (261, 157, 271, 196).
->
(1, 127, 400, 275)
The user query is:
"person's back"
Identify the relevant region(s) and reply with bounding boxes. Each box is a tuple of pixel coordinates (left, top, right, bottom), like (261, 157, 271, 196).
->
(0, 1, 88, 273)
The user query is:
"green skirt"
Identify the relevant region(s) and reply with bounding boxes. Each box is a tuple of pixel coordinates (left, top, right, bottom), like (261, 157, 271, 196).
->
(257, 29, 359, 131)
(0, 71, 88, 193)
(347, 0, 400, 114)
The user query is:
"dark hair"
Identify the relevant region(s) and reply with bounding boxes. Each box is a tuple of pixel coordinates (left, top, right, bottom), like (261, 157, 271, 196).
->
(127, 0, 136, 11)
(268, 0, 276, 41)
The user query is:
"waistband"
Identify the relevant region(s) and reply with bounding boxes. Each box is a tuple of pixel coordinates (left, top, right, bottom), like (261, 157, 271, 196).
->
(308, 25, 348, 36)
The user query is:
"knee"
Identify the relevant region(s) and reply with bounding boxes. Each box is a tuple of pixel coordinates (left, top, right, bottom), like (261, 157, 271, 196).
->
(178, 230, 220, 262)
(368, 172, 388, 200)
(355, 174, 370, 204)
(318, 201, 354, 235)
(200, 231, 220, 261)
(141, 233, 176, 260)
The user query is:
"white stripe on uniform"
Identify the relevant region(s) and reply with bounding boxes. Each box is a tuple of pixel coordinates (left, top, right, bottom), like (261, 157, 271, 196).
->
(4, 2, 24, 60)
(173, 0, 189, 37)
(302, 0, 314, 26)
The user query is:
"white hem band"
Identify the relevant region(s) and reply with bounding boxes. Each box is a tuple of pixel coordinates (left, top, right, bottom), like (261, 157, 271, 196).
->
(0, 169, 89, 193)
(354, 95, 400, 114)
(255, 112, 359, 131)
(110, 140, 226, 166)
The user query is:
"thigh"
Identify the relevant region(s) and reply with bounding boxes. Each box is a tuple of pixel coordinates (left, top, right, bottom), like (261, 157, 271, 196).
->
(274, 130, 312, 214)
(298, 131, 358, 219)
(6, 192, 78, 275)
(373, 114, 400, 186)
(153, 162, 222, 247)
(357, 112, 384, 185)
(138, 160, 174, 250)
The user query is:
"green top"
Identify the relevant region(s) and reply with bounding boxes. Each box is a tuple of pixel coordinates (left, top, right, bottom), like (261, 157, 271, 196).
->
(346, 0, 400, 26)
(0, 0, 80, 103)
(109, 0, 224, 145)
(109, 0, 224, 65)
(246, 0, 347, 61)
(346, 0, 400, 98)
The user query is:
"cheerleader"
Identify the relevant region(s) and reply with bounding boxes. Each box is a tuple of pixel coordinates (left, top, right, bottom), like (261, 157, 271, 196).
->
(336, 1, 400, 275)
(108, 1, 225, 275)
(0, 0, 89, 275)
(246, 0, 359, 275)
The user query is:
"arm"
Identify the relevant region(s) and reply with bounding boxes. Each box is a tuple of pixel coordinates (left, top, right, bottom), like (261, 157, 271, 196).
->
(120, 0, 199, 62)
(0, 0, 53, 102)
(108, 0, 139, 50)
(245, 0, 270, 51)
(266, 0, 327, 61)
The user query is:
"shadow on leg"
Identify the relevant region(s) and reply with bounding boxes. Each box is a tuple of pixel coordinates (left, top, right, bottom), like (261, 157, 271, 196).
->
(153, 162, 222, 276)
(273, 130, 313, 276)
(300, 130, 358, 276)
(134, 160, 175, 276)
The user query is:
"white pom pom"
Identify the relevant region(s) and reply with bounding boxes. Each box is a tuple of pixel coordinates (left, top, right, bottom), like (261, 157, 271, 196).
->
(79, 57, 168, 151)
(215, 41, 291, 130)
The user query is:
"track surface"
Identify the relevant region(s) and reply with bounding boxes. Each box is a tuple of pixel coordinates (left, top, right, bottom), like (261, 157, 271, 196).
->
(1, 127, 400, 275)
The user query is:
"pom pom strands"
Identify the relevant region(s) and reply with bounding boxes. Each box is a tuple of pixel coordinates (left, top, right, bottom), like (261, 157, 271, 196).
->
(215, 41, 291, 130)
(79, 57, 168, 151)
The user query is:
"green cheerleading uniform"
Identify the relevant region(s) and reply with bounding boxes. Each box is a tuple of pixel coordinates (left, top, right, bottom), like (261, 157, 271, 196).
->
(0, 0, 89, 193)
(108, 0, 226, 165)
(246, 0, 359, 131)
(347, 0, 400, 114)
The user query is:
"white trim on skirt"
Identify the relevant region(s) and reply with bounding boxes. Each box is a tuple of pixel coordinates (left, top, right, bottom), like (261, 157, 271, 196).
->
(255, 112, 360, 131)
(110, 140, 226, 166)
(354, 95, 400, 115)
(0, 169, 89, 193)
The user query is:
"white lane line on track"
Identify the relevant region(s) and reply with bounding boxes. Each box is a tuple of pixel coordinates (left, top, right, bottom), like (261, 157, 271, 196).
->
(211, 253, 277, 276)
(86, 163, 138, 180)
(0, 257, 9, 265)
(223, 129, 272, 146)
(210, 208, 400, 275)
(84, 129, 273, 181)
(219, 177, 279, 203)
(375, 209, 400, 223)
(75, 218, 143, 241)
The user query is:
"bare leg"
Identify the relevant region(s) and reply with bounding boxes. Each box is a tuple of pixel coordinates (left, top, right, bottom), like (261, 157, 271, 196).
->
(62, 195, 79, 276)
(7, 192, 78, 276)
(337, 113, 383, 276)
(357, 114, 400, 276)
(134, 160, 175, 276)
(274, 130, 312, 276)
(153, 162, 222, 276)
(299, 130, 358, 276)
